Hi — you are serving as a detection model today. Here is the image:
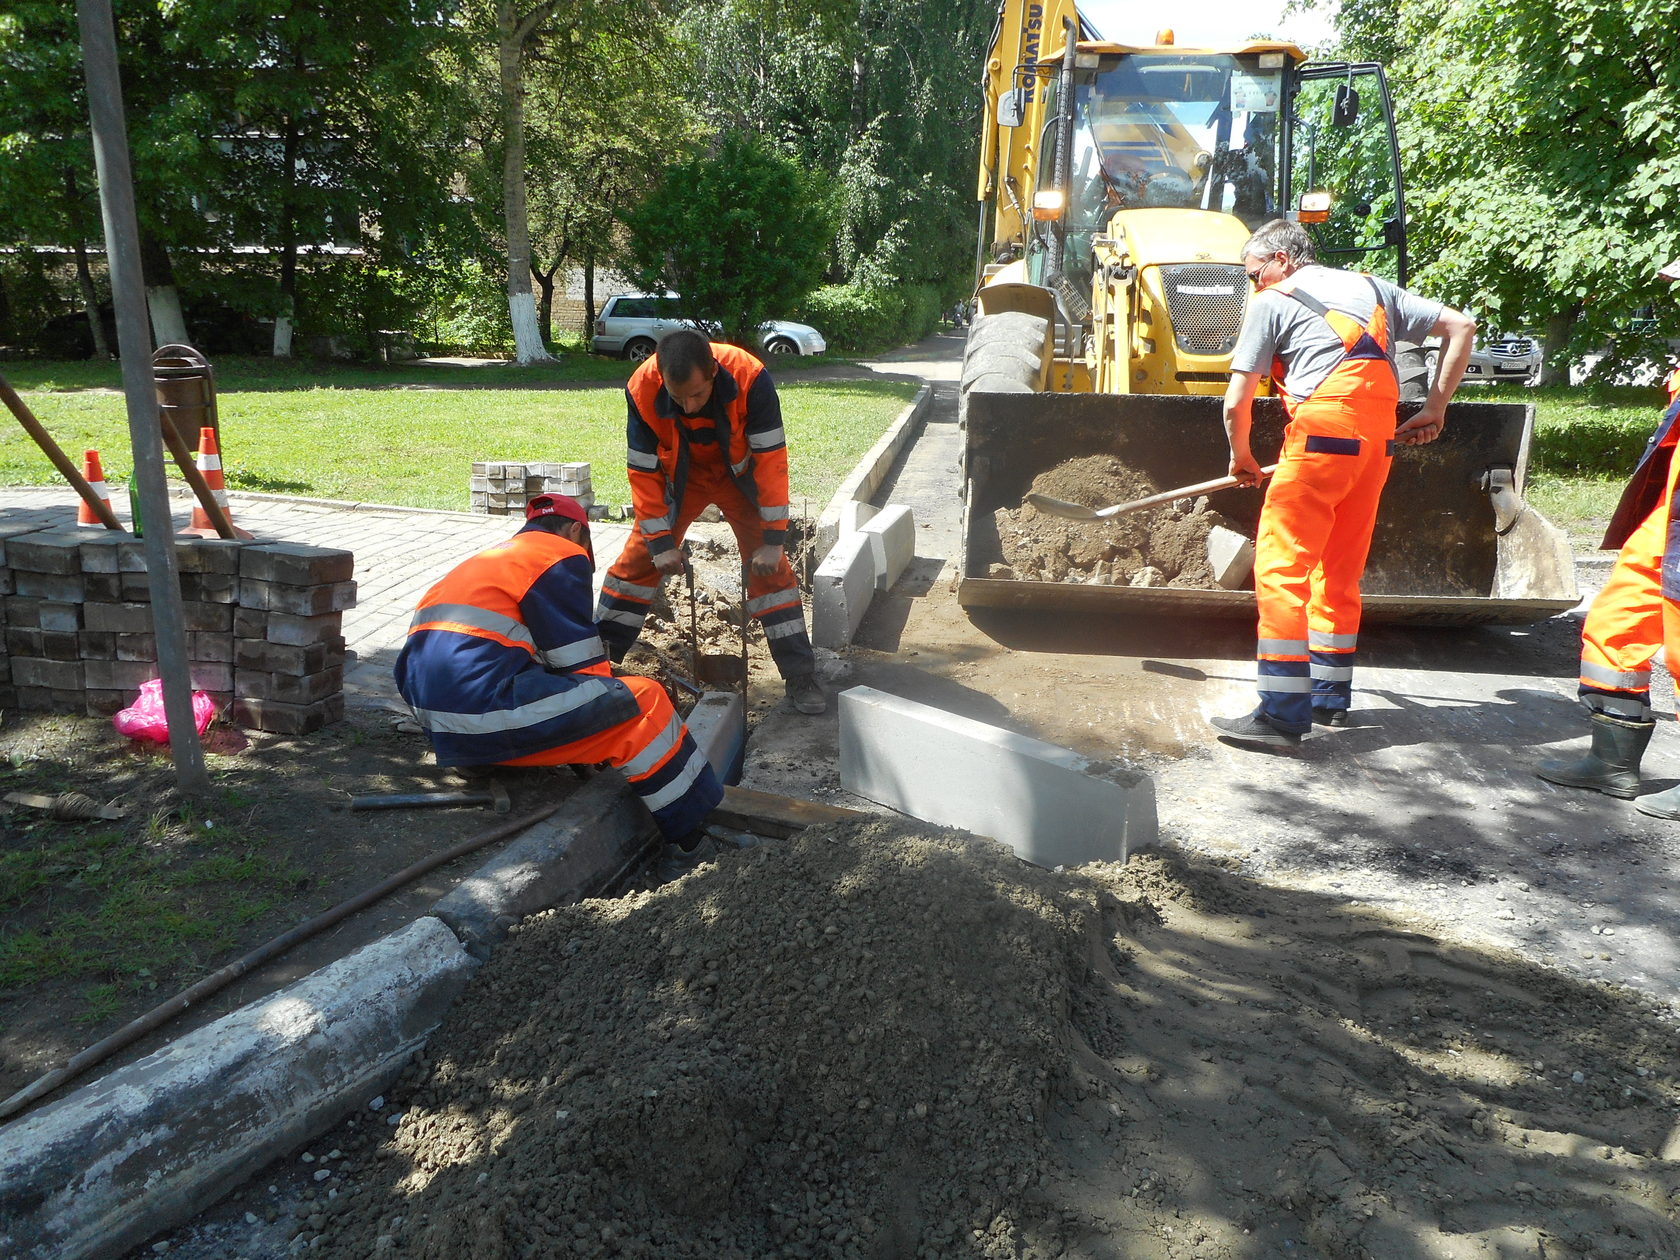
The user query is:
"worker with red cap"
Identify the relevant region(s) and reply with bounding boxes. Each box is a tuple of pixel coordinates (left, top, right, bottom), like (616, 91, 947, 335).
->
(395, 493, 722, 849)
(1537, 256, 1680, 813)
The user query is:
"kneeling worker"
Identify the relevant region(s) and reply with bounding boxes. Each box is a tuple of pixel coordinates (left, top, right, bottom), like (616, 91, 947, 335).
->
(395, 493, 723, 849)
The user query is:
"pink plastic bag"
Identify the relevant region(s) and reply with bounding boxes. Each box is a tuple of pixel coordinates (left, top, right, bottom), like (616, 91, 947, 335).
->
(113, 678, 216, 742)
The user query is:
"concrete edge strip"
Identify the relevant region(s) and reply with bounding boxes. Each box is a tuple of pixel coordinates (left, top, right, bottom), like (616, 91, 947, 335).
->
(0, 692, 747, 1260)
(811, 383, 932, 563)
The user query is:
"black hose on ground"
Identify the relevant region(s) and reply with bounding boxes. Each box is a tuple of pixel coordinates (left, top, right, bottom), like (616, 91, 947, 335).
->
(0, 798, 567, 1125)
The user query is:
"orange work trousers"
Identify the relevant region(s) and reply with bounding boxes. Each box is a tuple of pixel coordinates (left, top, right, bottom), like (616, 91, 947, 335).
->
(1579, 500, 1665, 720)
(596, 459, 814, 679)
(1253, 398, 1395, 732)
(503, 673, 722, 842)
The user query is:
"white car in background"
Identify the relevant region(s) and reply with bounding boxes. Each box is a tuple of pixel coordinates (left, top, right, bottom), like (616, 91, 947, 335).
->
(591, 293, 826, 361)
(1422, 330, 1542, 385)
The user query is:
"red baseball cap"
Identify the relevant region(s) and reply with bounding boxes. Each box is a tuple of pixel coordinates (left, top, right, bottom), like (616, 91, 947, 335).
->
(525, 493, 589, 524)
(525, 493, 593, 564)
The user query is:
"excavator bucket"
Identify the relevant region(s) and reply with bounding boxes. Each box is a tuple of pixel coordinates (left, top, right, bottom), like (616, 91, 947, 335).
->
(959, 390, 1579, 625)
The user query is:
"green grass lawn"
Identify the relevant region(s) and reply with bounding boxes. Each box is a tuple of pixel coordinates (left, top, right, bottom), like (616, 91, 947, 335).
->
(0, 357, 915, 511)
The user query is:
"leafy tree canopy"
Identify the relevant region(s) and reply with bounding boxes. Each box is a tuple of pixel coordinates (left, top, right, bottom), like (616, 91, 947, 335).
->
(622, 131, 831, 344)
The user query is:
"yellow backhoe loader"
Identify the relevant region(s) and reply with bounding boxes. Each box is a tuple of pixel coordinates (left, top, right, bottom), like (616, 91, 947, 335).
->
(959, 5, 1577, 624)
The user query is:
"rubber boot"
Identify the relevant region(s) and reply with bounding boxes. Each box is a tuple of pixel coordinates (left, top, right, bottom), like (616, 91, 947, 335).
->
(1535, 714, 1653, 799)
(1634, 784, 1680, 820)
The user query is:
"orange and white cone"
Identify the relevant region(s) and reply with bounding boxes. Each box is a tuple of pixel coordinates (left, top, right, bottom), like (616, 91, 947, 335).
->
(77, 449, 113, 527)
(184, 426, 253, 539)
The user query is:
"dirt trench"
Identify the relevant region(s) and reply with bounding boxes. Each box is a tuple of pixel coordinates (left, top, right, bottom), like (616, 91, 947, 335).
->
(306, 821, 1680, 1260)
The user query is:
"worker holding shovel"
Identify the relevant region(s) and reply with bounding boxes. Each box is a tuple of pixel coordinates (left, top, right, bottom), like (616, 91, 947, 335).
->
(395, 494, 722, 851)
(1210, 219, 1477, 747)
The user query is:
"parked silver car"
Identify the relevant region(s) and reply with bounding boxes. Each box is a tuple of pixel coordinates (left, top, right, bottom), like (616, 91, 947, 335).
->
(1423, 331, 1541, 385)
(591, 293, 826, 360)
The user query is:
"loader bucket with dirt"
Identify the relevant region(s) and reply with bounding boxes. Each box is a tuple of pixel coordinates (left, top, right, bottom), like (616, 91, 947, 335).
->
(959, 389, 1579, 626)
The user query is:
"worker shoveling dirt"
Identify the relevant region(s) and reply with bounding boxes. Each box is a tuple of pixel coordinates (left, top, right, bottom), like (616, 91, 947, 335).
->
(313, 820, 1680, 1259)
(992, 455, 1253, 589)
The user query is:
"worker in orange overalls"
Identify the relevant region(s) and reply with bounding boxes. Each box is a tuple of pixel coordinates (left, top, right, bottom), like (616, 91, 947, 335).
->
(395, 494, 723, 850)
(1209, 219, 1478, 747)
(596, 328, 826, 715)
(1538, 269, 1680, 809)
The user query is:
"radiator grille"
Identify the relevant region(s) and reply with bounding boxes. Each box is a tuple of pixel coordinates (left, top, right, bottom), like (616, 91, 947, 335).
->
(1158, 264, 1247, 357)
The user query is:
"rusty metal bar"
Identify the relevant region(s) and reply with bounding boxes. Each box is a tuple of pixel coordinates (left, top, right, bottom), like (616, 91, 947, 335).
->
(0, 373, 125, 530)
(157, 418, 237, 539)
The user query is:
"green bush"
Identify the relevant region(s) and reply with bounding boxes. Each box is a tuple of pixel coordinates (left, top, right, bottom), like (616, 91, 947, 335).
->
(798, 281, 944, 353)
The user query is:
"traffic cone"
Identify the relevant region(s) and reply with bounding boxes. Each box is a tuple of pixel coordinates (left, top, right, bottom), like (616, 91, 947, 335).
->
(77, 449, 112, 527)
(183, 426, 253, 539)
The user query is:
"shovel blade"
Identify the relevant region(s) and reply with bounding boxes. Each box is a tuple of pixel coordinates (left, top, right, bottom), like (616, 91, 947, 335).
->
(696, 654, 746, 686)
(1024, 492, 1100, 521)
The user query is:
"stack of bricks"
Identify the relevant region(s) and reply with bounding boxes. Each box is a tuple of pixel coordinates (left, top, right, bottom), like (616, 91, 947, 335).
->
(0, 526, 354, 735)
(233, 543, 356, 733)
(470, 461, 593, 515)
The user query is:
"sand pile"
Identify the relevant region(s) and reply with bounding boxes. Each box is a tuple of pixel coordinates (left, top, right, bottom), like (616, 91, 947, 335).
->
(992, 455, 1250, 588)
(314, 822, 1680, 1260)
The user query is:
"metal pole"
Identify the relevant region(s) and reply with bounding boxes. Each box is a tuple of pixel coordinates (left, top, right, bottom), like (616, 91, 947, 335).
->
(75, 0, 209, 794)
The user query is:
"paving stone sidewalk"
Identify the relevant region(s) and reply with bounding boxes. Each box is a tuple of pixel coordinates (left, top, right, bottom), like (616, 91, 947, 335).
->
(0, 486, 630, 713)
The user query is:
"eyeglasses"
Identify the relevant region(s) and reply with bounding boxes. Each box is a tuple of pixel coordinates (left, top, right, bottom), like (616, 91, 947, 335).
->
(1246, 255, 1283, 286)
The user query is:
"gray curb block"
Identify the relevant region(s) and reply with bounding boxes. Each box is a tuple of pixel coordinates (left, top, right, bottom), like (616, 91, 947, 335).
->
(0, 693, 748, 1260)
(431, 770, 660, 956)
(0, 917, 477, 1260)
(811, 384, 932, 564)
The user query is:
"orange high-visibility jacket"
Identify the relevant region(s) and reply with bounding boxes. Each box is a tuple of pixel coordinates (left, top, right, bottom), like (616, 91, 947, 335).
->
(623, 342, 790, 558)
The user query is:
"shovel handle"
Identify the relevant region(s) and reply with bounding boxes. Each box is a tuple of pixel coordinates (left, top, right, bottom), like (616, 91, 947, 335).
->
(1094, 463, 1279, 517)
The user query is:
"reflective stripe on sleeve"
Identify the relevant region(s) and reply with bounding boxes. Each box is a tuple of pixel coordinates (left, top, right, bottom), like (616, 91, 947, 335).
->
(410, 677, 620, 734)
(539, 635, 608, 669)
(628, 449, 660, 471)
(411, 602, 535, 649)
(603, 575, 660, 602)
(748, 426, 786, 450)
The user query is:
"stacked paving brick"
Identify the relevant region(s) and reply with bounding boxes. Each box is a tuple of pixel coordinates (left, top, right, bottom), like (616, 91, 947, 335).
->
(0, 526, 354, 734)
(470, 461, 592, 515)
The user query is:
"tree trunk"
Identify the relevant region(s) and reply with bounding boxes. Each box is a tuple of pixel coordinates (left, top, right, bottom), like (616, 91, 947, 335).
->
(273, 115, 300, 358)
(534, 257, 558, 346)
(1540, 305, 1579, 387)
(139, 230, 189, 347)
(64, 167, 112, 358)
(499, 2, 553, 364)
(584, 248, 596, 335)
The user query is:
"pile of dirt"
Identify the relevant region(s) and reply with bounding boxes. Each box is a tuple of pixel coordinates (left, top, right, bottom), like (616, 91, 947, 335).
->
(991, 455, 1249, 589)
(314, 821, 1680, 1259)
(613, 535, 767, 705)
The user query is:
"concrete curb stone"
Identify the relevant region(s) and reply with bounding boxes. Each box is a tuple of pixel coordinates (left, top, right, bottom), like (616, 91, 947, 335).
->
(0, 917, 478, 1260)
(811, 384, 931, 564)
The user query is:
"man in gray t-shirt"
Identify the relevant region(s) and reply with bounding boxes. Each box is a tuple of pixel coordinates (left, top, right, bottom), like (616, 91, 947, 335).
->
(1209, 219, 1476, 749)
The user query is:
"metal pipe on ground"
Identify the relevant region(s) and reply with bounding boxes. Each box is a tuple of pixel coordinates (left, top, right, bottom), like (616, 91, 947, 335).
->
(0, 798, 565, 1124)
